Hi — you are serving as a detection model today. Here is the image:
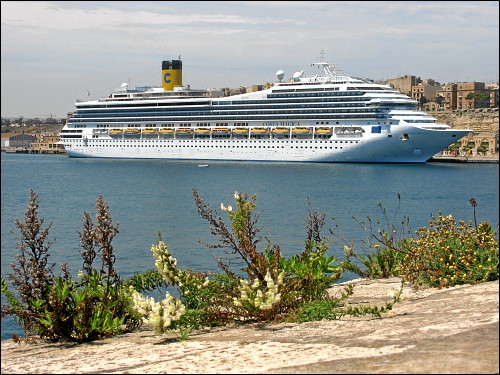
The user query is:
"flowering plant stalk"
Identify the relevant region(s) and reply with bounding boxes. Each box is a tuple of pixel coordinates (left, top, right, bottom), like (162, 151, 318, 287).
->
(130, 288, 185, 334)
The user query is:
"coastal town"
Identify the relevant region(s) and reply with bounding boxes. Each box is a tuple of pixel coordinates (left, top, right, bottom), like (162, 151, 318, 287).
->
(1, 74, 499, 162)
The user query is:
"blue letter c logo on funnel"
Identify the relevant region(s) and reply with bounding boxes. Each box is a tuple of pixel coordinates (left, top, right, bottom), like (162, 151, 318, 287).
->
(164, 73, 171, 83)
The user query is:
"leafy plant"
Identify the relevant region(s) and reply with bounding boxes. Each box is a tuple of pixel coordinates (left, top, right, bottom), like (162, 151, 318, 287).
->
(295, 281, 403, 322)
(332, 194, 410, 279)
(340, 195, 498, 288)
(399, 213, 498, 288)
(1, 191, 141, 342)
(134, 190, 403, 339)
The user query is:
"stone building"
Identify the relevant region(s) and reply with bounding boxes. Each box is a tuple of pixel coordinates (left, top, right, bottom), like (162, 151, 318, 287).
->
(486, 83, 499, 108)
(411, 82, 442, 104)
(31, 135, 65, 153)
(438, 82, 491, 111)
(438, 83, 458, 111)
(246, 84, 264, 93)
(456, 82, 488, 109)
(387, 75, 421, 95)
(433, 108, 499, 158)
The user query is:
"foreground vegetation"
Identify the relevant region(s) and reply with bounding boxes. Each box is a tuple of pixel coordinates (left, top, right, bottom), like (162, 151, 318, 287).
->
(1, 189, 498, 343)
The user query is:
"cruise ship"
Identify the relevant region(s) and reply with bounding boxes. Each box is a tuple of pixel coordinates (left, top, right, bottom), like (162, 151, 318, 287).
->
(59, 57, 470, 163)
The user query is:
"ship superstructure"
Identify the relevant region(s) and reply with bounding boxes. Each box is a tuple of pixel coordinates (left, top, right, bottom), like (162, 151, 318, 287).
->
(60, 57, 470, 162)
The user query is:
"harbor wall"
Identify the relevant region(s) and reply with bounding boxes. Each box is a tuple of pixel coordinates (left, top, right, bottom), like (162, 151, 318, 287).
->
(430, 108, 499, 133)
(430, 108, 499, 161)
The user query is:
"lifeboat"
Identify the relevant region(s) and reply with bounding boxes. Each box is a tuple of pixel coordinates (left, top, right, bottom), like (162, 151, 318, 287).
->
(159, 128, 175, 138)
(175, 128, 193, 138)
(251, 127, 268, 133)
(232, 127, 249, 138)
(142, 128, 158, 137)
(109, 129, 123, 137)
(315, 127, 333, 136)
(195, 128, 210, 138)
(250, 127, 269, 138)
(272, 127, 290, 138)
(334, 126, 365, 137)
(124, 128, 141, 137)
(292, 127, 311, 138)
(212, 128, 230, 137)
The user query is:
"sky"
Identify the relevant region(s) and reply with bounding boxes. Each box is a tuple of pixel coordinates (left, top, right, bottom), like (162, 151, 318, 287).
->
(1, 1, 499, 119)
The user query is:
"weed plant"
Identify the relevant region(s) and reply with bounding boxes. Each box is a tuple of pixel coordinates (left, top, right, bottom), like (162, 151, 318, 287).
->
(129, 189, 403, 337)
(1, 190, 140, 342)
(337, 195, 499, 288)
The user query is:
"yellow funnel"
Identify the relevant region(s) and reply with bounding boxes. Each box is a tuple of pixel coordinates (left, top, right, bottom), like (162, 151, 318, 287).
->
(162, 60, 182, 91)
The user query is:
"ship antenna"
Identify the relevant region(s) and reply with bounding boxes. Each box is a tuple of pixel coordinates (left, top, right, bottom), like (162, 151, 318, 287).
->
(312, 50, 336, 79)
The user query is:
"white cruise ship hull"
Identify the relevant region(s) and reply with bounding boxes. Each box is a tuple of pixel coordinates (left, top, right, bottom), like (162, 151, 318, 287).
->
(64, 126, 469, 163)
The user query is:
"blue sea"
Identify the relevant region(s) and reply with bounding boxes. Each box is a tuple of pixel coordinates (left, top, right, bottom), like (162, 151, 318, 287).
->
(2, 152, 499, 340)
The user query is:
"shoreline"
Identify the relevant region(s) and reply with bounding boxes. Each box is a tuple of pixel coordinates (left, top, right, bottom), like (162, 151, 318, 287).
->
(429, 155, 499, 163)
(2, 278, 498, 374)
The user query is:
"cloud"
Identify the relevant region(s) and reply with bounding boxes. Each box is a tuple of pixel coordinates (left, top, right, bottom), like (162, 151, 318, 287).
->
(1, 1, 498, 118)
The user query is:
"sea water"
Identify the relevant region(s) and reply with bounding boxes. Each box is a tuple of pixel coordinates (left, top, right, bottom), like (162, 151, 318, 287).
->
(2, 152, 498, 340)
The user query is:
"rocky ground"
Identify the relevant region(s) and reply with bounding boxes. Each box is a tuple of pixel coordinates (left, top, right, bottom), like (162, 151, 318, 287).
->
(1, 277, 498, 374)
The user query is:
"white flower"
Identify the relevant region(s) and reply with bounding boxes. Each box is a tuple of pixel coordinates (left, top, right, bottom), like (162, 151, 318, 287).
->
(220, 203, 232, 212)
(387, 289, 401, 298)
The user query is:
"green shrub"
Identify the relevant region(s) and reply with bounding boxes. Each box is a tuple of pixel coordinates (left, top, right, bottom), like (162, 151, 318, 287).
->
(1, 191, 141, 342)
(399, 213, 499, 288)
(339, 196, 498, 289)
(133, 190, 404, 339)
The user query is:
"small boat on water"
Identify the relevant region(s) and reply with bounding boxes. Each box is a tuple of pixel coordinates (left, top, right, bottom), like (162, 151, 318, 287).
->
(198, 164, 209, 167)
